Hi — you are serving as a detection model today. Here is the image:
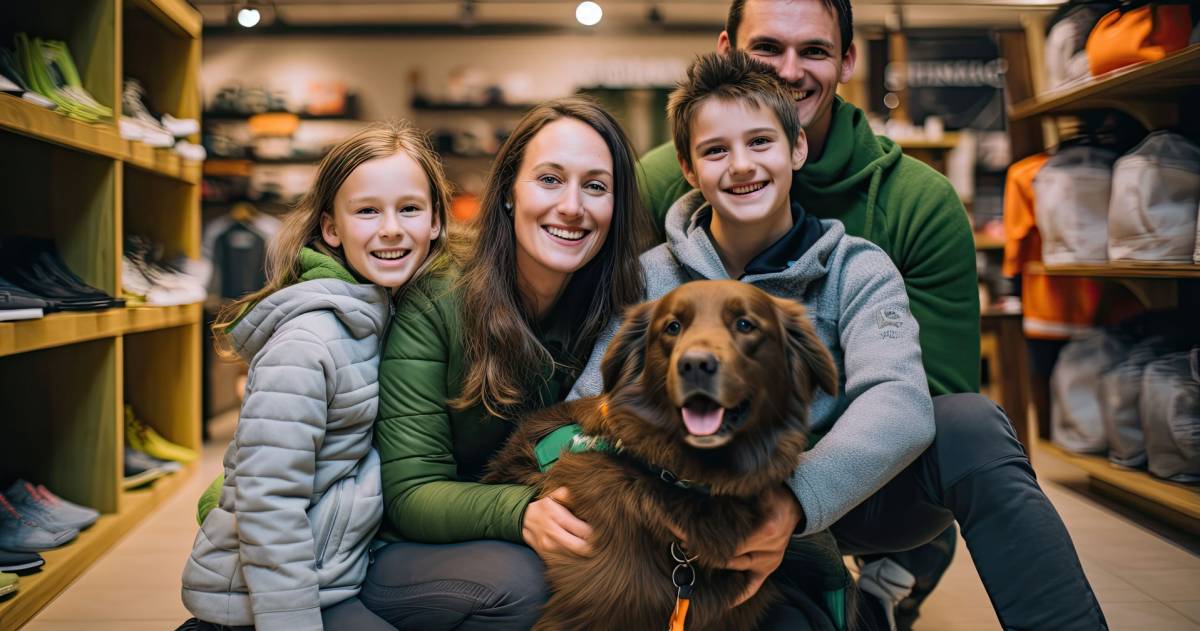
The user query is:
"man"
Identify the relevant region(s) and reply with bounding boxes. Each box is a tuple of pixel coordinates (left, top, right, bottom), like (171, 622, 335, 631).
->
(624, 1, 1108, 628)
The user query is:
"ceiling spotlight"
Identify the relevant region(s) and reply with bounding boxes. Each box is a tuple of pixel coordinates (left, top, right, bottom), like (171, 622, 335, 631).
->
(237, 6, 261, 28)
(576, 1, 603, 26)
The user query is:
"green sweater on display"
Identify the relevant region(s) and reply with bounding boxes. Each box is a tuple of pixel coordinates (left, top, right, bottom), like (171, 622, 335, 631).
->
(638, 97, 980, 396)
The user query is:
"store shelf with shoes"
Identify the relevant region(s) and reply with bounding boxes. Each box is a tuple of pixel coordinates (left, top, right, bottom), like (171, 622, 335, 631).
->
(0, 0, 202, 628)
(1001, 5, 1200, 535)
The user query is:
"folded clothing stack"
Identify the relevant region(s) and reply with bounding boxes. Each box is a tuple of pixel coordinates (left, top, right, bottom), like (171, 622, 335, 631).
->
(0, 237, 124, 315)
(1, 34, 111, 122)
(121, 78, 206, 161)
(122, 236, 206, 307)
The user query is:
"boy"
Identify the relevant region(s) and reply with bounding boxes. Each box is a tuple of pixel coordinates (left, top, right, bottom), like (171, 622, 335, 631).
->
(570, 51, 935, 626)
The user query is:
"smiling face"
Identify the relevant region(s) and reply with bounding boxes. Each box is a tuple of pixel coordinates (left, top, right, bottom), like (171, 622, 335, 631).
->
(681, 97, 807, 232)
(511, 117, 615, 301)
(321, 151, 440, 290)
(718, 0, 856, 155)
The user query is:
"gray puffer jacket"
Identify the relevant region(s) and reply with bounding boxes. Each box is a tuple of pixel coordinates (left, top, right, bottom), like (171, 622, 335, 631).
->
(182, 259, 389, 631)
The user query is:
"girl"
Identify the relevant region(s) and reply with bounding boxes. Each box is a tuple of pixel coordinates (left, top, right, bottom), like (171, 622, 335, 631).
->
(181, 120, 450, 631)
(360, 96, 653, 629)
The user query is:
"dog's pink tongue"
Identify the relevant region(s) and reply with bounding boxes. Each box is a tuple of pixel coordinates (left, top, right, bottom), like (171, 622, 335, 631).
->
(682, 406, 724, 436)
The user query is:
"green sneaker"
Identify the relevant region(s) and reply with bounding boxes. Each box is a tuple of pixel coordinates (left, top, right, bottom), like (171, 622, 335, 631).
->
(0, 571, 18, 598)
(40, 39, 112, 117)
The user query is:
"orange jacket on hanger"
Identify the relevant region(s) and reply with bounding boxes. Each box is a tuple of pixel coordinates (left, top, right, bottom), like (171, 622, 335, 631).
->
(1003, 153, 1104, 340)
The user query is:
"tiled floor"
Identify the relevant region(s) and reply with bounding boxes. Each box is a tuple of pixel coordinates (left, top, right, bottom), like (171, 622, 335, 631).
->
(21, 412, 1200, 630)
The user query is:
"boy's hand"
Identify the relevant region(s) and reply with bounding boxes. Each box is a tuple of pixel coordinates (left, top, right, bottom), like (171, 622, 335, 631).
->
(523, 487, 594, 559)
(724, 484, 803, 606)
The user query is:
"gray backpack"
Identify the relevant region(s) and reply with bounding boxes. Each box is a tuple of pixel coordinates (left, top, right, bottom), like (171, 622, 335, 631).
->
(1052, 330, 1130, 453)
(1101, 337, 1170, 467)
(1035, 145, 1121, 264)
(1108, 131, 1200, 262)
(1141, 349, 1200, 484)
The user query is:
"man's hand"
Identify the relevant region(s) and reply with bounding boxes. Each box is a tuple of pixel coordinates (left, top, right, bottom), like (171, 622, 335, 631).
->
(522, 487, 594, 560)
(724, 484, 804, 606)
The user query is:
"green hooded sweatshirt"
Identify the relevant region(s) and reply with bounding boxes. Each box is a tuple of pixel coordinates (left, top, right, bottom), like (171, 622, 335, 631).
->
(638, 97, 979, 395)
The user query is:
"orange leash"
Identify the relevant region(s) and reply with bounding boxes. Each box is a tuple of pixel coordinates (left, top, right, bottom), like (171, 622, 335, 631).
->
(668, 593, 691, 631)
(667, 541, 697, 631)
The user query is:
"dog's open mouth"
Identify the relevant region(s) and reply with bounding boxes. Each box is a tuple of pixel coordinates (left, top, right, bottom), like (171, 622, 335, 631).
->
(680, 396, 750, 449)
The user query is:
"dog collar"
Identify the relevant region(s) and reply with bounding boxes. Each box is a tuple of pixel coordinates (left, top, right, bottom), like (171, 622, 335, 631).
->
(533, 422, 710, 495)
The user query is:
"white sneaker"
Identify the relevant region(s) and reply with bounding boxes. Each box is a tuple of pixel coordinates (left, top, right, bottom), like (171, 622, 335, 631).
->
(857, 557, 916, 631)
(161, 114, 199, 138)
(174, 140, 207, 161)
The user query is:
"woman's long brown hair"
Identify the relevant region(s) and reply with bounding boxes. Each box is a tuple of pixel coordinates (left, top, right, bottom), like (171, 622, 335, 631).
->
(213, 120, 453, 348)
(451, 96, 653, 419)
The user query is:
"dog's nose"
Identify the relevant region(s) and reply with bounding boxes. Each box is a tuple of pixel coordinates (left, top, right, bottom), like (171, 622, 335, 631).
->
(678, 350, 719, 378)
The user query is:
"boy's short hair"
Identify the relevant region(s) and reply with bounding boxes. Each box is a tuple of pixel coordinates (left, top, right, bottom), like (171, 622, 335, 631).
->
(668, 51, 801, 170)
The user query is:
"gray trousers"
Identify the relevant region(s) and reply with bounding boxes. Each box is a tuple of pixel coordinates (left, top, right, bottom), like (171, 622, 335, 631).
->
(362, 394, 1107, 631)
(360, 540, 547, 630)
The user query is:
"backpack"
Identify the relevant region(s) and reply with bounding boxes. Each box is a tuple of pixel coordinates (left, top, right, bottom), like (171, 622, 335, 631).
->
(1108, 131, 1200, 262)
(1035, 144, 1121, 264)
(1052, 330, 1131, 453)
(1141, 348, 1200, 483)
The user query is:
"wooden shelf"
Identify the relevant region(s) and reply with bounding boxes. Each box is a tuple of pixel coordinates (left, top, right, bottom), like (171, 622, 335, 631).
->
(0, 304, 202, 358)
(203, 111, 359, 122)
(1038, 441, 1200, 528)
(127, 0, 202, 39)
(411, 100, 537, 112)
(1029, 261, 1200, 279)
(1010, 45, 1200, 121)
(0, 467, 193, 630)
(124, 141, 201, 184)
(896, 131, 961, 151)
(0, 94, 124, 160)
(974, 232, 1004, 251)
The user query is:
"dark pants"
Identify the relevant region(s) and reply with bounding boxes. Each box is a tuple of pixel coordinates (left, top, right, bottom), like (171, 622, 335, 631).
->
(360, 540, 547, 630)
(771, 393, 1107, 631)
(183, 596, 394, 630)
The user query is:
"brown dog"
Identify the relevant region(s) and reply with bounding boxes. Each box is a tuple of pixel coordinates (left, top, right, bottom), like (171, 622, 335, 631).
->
(484, 280, 838, 631)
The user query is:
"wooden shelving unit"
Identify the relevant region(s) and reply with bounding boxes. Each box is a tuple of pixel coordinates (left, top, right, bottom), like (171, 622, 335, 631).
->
(1010, 45, 1200, 122)
(1037, 442, 1200, 535)
(0, 0, 203, 627)
(1030, 261, 1200, 279)
(1005, 34, 1200, 533)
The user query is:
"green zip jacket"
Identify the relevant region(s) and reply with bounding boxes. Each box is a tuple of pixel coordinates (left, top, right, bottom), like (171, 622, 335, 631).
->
(639, 97, 979, 395)
(375, 271, 580, 543)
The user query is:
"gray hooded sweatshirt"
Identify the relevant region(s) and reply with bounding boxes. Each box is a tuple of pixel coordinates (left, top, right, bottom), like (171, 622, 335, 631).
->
(182, 261, 389, 631)
(570, 191, 935, 534)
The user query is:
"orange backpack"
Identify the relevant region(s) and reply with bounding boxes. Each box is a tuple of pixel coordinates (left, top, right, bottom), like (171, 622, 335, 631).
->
(1085, 2, 1194, 75)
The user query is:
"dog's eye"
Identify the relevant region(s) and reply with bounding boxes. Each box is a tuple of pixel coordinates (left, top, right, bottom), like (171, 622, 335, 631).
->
(735, 318, 755, 333)
(664, 320, 682, 335)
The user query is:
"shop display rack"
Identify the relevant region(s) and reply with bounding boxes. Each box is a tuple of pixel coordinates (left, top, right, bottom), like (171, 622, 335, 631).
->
(1008, 38, 1200, 533)
(1010, 45, 1200, 122)
(0, 0, 203, 627)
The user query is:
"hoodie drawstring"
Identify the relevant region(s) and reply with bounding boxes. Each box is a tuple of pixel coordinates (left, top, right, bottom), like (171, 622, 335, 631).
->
(863, 168, 883, 242)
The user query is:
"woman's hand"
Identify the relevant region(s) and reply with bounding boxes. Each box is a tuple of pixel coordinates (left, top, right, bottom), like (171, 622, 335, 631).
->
(522, 487, 594, 559)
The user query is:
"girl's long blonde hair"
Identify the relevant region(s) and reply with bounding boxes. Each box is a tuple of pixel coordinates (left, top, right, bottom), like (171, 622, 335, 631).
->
(213, 120, 453, 344)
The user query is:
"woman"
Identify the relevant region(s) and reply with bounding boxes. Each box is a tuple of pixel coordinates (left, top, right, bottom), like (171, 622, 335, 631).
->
(362, 96, 653, 629)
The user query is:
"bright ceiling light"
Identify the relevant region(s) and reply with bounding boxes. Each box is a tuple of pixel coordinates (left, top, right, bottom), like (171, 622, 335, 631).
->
(576, 1, 603, 26)
(237, 7, 261, 28)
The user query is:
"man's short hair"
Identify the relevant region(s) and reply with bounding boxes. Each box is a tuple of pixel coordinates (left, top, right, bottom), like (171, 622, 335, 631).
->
(668, 51, 801, 170)
(726, 0, 854, 56)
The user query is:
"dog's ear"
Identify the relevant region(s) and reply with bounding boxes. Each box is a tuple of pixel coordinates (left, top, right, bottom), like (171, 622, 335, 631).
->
(772, 296, 838, 397)
(600, 299, 657, 392)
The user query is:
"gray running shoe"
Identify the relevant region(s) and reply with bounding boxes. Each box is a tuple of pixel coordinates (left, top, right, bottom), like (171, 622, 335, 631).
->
(123, 447, 175, 490)
(33, 483, 100, 530)
(5, 480, 98, 531)
(0, 494, 78, 552)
